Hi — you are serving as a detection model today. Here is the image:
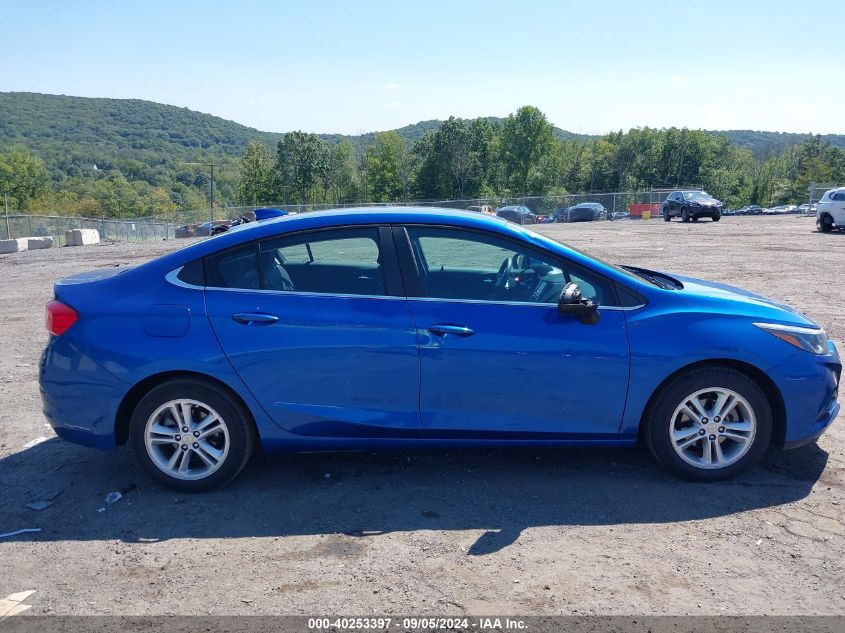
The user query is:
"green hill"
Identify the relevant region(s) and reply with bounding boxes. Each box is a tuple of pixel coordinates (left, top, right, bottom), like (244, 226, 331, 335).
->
(0, 92, 282, 170)
(713, 129, 845, 159)
(3, 92, 841, 171)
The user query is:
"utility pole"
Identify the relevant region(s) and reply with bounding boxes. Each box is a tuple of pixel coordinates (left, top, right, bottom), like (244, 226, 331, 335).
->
(183, 162, 217, 223)
(209, 162, 215, 223)
(4, 192, 9, 240)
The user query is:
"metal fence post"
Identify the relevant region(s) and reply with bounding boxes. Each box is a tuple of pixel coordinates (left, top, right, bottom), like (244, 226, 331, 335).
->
(4, 193, 10, 239)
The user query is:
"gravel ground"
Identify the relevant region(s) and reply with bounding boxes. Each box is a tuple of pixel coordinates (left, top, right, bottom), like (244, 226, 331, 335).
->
(0, 215, 842, 616)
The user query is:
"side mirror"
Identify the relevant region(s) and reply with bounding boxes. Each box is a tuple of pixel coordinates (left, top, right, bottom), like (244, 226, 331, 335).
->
(558, 282, 599, 324)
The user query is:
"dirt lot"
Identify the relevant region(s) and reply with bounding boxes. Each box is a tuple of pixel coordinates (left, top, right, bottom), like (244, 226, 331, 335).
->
(0, 215, 843, 616)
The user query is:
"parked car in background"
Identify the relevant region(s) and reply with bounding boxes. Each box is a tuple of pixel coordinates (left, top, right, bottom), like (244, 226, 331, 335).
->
(535, 213, 554, 223)
(197, 220, 232, 236)
(497, 205, 536, 224)
(468, 204, 497, 216)
(662, 191, 723, 222)
(738, 205, 763, 215)
(763, 205, 792, 215)
(39, 207, 840, 490)
(553, 203, 611, 223)
(816, 187, 845, 232)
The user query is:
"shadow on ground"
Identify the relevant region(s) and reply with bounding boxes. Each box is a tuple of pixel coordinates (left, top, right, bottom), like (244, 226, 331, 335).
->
(0, 438, 828, 554)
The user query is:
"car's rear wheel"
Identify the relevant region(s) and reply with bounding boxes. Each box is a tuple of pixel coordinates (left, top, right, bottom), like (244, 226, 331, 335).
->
(129, 377, 256, 491)
(644, 367, 772, 481)
(681, 208, 690, 222)
(817, 214, 833, 232)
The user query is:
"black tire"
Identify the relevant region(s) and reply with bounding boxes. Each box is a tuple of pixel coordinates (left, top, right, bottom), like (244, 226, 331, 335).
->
(817, 214, 833, 232)
(129, 377, 256, 492)
(681, 208, 690, 222)
(643, 366, 773, 482)
(713, 211, 721, 222)
(692, 216, 699, 222)
(663, 208, 671, 222)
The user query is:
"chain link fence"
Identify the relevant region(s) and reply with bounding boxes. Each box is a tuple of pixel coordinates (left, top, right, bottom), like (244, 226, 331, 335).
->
(2, 214, 175, 246)
(0, 188, 747, 245)
(808, 183, 843, 204)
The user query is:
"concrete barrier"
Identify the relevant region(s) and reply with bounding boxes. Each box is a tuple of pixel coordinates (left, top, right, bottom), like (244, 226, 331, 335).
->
(0, 238, 29, 254)
(65, 228, 100, 246)
(27, 236, 54, 250)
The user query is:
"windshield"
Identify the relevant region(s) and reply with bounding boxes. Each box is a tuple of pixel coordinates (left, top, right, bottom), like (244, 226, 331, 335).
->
(683, 191, 711, 201)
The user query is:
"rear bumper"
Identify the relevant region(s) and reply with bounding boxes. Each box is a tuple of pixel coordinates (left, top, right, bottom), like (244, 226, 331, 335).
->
(39, 339, 128, 451)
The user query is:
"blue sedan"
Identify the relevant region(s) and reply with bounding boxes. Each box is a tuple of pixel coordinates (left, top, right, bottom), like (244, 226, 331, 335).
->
(40, 208, 840, 490)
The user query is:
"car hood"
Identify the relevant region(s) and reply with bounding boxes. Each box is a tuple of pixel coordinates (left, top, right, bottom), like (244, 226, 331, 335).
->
(689, 198, 721, 206)
(671, 273, 817, 327)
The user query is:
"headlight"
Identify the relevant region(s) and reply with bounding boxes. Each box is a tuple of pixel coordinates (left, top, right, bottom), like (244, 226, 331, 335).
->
(754, 322, 829, 355)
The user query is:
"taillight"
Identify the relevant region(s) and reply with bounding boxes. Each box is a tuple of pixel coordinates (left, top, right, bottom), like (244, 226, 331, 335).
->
(46, 300, 78, 336)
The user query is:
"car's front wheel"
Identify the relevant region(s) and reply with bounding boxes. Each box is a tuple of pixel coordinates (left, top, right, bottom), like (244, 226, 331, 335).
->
(663, 208, 671, 222)
(644, 367, 772, 481)
(713, 211, 721, 222)
(129, 377, 256, 491)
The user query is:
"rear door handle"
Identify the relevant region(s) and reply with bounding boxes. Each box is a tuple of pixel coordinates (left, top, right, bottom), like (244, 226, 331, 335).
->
(428, 324, 474, 337)
(232, 312, 279, 325)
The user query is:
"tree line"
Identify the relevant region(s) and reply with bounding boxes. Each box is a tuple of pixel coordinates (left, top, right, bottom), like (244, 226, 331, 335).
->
(237, 106, 845, 209)
(2, 105, 844, 218)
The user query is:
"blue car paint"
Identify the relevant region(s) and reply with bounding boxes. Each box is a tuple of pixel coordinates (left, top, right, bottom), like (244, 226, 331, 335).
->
(39, 208, 840, 455)
(205, 288, 422, 436)
(408, 299, 630, 437)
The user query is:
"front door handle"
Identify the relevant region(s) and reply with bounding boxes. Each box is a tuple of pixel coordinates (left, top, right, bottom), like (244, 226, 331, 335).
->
(232, 312, 279, 325)
(428, 323, 474, 337)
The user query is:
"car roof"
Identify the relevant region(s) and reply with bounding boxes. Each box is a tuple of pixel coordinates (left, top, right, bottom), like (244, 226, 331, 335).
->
(141, 205, 641, 291)
(162, 207, 512, 260)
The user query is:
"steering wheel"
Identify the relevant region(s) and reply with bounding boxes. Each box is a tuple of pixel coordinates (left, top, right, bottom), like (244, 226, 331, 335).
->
(495, 255, 516, 293)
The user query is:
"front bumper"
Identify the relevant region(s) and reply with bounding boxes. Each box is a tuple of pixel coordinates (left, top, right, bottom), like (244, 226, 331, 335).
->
(771, 341, 840, 449)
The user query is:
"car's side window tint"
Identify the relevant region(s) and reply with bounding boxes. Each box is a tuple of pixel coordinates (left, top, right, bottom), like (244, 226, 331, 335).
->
(405, 227, 618, 306)
(205, 244, 259, 290)
(832, 193, 845, 201)
(260, 228, 386, 296)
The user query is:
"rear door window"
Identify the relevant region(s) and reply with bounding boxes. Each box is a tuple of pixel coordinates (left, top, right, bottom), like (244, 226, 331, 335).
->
(205, 228, 387, 296)
(261, 228, 386, 296)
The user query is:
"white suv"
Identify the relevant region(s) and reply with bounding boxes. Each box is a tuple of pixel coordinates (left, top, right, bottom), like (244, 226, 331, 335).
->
(816, 187, 845, 232)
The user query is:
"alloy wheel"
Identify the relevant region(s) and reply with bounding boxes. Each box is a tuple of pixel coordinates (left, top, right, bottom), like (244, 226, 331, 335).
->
(144, 399, 230, 480)
(669, 387, 756, 469)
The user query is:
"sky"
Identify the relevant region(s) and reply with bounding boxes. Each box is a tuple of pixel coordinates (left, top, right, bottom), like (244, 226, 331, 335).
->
(2, 0, 844, 135)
